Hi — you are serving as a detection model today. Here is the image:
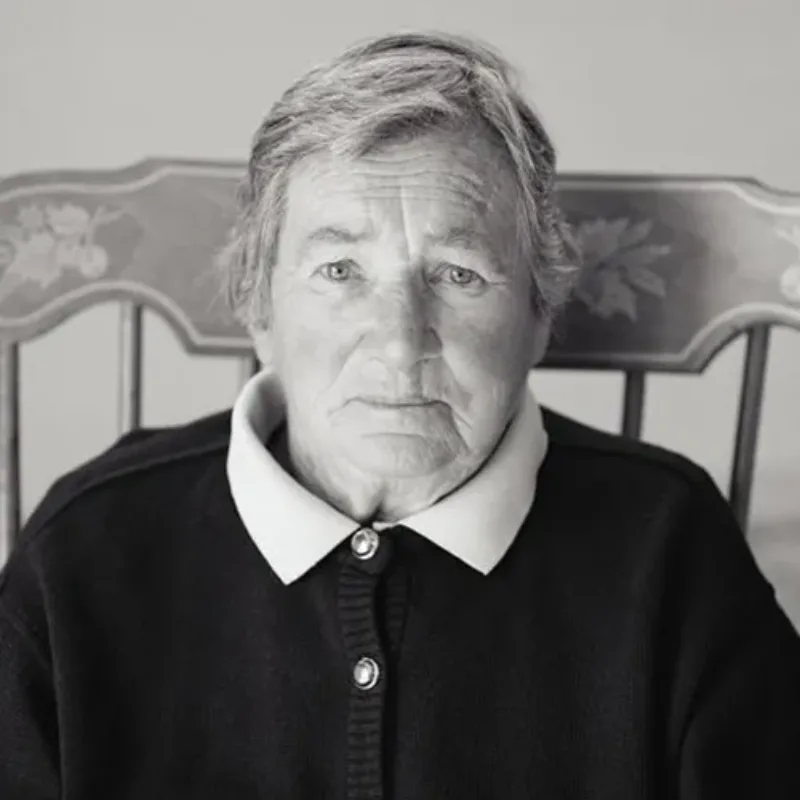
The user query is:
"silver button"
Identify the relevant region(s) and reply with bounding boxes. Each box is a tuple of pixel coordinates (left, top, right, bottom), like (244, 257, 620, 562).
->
(353, 657, 380, 690)
(351, 528, 380, 560)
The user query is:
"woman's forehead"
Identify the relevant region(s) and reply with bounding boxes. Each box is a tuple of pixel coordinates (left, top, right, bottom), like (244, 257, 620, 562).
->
(282, 133, 518, 242)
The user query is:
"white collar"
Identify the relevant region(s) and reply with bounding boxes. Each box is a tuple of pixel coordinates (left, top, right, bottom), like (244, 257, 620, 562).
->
(226, 370, 548, 585)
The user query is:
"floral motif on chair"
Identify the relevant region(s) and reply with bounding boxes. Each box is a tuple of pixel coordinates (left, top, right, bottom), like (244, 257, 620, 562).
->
(572, 218, 672, 321)
(0, 202, 125, 305)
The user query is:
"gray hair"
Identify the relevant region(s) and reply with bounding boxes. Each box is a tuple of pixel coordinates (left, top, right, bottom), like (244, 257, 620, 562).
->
(217, 31, 580, 329)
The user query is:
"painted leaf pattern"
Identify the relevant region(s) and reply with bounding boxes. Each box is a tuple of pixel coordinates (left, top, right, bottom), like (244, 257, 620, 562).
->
(0, 203, 124, 304)
(573, 217, 671, 321)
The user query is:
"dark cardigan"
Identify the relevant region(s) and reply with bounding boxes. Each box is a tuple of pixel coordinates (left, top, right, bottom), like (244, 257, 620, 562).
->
(1, 408, 799, 799)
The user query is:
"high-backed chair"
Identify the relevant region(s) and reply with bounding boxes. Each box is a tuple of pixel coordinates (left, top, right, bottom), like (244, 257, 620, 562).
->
(1, 161, 799, 564)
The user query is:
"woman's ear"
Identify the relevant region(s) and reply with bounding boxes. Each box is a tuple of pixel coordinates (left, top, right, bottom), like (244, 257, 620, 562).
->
(528, 319, 552, 369)
(248, 325, 273, 369)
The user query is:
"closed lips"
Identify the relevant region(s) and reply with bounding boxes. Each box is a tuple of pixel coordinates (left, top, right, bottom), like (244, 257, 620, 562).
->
(356, 397, 438, 408)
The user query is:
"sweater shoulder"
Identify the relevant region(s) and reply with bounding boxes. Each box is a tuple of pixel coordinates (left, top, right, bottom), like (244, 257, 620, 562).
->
(0, 411, 234, 654)
(541, 406, 712, 493)
(537, 407, 771, 612)
(537, 405, 739, 544)
(9, 410, 232, 556)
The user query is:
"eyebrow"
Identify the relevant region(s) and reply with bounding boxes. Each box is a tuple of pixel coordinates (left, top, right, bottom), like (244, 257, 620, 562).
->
(430, 226, 511, 276)
(298, 225, 372, 256)
(424, 226, 489, 252)
(296, 224, 494, 263)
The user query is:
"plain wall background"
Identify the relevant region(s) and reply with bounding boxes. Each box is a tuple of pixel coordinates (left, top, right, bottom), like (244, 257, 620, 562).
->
(1, 0, 798, 621)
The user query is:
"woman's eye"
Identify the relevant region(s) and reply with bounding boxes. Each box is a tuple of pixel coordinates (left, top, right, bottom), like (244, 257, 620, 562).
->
(443, 265, 484, 287)
(319, 261, 353, 281)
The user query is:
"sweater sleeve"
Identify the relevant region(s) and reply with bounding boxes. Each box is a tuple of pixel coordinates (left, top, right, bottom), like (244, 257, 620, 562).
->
(673, 474, 800, 799)
(0, 604, 60, 800)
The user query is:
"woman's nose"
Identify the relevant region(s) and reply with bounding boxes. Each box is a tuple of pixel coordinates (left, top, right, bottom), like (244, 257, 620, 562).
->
(369, 283, 436, 368)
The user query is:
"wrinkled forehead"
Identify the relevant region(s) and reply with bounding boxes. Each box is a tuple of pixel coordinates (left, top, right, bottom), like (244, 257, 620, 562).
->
(280, 129, 520, 247)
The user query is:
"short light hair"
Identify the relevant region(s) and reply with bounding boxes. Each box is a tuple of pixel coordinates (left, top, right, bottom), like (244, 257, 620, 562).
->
(217, 31, 580, 329)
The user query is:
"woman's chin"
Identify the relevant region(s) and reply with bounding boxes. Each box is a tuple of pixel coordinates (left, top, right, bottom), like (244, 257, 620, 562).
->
(343, 432, 456, 478)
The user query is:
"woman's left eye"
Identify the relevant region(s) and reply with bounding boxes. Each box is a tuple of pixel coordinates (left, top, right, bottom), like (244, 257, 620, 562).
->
(319, 261, 354, 281)
(442, 265, 484, 287)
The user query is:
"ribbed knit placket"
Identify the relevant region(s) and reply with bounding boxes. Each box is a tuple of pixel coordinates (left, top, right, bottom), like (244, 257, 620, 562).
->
(337, 527, 396, 800)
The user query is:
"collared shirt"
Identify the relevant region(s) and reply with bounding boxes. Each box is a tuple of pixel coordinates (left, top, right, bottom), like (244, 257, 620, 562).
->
(226, 370, 549, 585)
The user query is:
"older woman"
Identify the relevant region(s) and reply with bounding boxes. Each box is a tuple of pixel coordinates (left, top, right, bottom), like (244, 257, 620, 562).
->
(1, 32, 799, 800)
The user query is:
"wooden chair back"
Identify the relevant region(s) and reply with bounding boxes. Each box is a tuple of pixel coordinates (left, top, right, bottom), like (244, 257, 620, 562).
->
(1, 161, 799, 563)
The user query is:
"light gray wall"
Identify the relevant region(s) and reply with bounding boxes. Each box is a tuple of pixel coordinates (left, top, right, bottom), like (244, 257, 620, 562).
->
(1, 0, 798, 617)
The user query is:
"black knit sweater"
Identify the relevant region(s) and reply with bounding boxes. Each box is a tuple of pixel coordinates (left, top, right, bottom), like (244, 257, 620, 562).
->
(1, 408, 799, 799)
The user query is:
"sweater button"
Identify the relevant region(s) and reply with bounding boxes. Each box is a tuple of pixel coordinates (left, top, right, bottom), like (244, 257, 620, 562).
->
(350, 528, 380, 560)
(353, 657, 380, 690)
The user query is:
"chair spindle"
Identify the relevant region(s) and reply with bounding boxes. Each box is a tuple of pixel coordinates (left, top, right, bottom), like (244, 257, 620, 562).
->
(0, 341, 21, 565)
(118, 303, 144, 434)
(621, 371, 647, 440)
(729, 325, 771, 533)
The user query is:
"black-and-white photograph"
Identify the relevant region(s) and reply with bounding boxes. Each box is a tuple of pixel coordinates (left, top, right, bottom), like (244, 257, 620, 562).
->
(1, 1, 799, 797)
